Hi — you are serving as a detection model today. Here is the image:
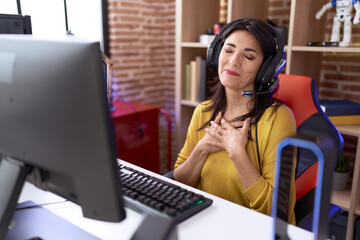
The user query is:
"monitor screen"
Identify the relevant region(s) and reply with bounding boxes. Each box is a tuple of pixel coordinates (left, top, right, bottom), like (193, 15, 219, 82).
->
(0, 35, 126, 238)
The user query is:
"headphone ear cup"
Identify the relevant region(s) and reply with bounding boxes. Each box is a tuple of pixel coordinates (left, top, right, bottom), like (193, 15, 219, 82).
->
(206, 42, 216, 71)
(206, 34, 223, 72)
(256, 56, 273, 85)
(256, 50, 285, 90)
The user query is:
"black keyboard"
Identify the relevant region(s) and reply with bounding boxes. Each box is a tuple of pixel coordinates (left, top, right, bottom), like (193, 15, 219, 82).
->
(117, 163, 213, 223)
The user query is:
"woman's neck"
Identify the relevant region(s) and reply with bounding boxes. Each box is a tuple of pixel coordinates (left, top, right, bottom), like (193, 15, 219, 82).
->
(224, 90, 254, 121)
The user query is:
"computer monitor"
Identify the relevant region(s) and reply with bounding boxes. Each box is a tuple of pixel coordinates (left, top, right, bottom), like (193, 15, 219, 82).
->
(0, 35, 126, 238)
(0, 14, 32, 34)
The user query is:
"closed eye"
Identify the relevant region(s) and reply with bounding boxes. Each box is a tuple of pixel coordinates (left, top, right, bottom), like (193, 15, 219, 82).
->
(244, 55, 254, 60)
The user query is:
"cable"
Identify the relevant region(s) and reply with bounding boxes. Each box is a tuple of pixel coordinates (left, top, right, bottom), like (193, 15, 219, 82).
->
(16, 0, 22, 15)
(255, 94, 262, 176)
(15, 199, 69, 211)
(63, 0, 69, 33)
(159, 108, 172, 171)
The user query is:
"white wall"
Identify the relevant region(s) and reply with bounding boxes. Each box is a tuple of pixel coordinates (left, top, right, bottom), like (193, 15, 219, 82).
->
(1, 0, 104, 50)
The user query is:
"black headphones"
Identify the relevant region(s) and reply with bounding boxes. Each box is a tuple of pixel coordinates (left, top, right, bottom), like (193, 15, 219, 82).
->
(206, 18, 286, 95)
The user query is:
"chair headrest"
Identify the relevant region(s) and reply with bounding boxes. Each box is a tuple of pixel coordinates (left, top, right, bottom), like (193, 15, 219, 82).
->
(274, 74, 318, 128)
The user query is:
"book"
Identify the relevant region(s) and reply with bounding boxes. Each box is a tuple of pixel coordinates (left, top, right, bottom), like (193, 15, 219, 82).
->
(188, 56, 217, 102)
(183, 63, 190, 100)
(320, 100, 360, 125)
(320, 100, 360, 116)
(190, 60, 197, 102)
(328, 115, 360, 125)
(199, 59, 207, 102)
(195, 56, 202, 102)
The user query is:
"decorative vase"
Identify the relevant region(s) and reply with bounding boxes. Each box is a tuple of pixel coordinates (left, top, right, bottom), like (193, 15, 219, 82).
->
(332, 171, 350, 190)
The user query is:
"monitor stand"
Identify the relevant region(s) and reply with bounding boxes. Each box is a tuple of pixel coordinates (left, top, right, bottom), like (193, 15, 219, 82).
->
(131, 213, 178, 240)
(0, 157, 178, 240)
(0, 157, 29, 239)
(5, 200, 100, 240)
(0, 156, 99, 240)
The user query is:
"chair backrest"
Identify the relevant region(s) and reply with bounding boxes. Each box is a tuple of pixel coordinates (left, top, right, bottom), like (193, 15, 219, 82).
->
(274, 74, 344, 225)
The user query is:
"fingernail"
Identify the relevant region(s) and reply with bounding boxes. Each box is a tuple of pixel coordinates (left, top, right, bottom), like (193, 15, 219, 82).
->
(221, 119, 224, 123)
(210, 121, 214, 125)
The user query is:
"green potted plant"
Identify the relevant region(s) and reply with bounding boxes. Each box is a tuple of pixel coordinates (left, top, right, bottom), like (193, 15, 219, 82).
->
(332, 153, 351, 190)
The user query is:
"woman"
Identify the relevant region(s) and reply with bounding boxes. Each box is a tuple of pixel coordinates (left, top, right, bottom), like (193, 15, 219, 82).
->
(173, 18, 296, 224)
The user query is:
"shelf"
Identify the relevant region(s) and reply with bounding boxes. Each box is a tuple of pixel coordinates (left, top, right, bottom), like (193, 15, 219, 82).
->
(336, 125, 360, 137)
(176, 1, 360, 239)
(355, 204, 360, 216)
(181, 42, 208, 48)
(331, 188, 352, 211)
(291, 46, 360, 53)
(181, 99, 200, 107)
(335, 124, 360, 240)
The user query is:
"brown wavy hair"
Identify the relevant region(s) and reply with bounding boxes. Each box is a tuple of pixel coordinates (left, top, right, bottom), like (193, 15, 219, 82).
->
(199, 18, 283, 137)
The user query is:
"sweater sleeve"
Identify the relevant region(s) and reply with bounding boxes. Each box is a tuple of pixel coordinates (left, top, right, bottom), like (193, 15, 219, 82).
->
(243, 104, 297, 224)
(174, 102, 209, 169)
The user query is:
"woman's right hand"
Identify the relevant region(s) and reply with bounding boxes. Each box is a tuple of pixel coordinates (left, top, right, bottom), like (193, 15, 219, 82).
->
(174, 111, 223, 187)
(196, 111, 224, 154)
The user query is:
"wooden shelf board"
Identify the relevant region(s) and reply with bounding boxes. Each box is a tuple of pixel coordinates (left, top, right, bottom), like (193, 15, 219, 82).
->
(181, 42, 208, 48)
(181, 99, 200, 107)
(291, 46, 360, 53)
(336, 125, 360, 137)
(355, 206, 360, 216)
(331, 188, 351, 211)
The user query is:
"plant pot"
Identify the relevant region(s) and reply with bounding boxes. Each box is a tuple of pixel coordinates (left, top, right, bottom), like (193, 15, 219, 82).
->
(332, 171, 350, 190)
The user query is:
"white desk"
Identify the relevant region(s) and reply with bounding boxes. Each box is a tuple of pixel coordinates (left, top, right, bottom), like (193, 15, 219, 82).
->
(17, 160, 314, 240)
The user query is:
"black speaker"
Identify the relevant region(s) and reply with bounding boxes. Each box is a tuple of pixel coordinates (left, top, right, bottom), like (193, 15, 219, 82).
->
(206, 18, 286, 93)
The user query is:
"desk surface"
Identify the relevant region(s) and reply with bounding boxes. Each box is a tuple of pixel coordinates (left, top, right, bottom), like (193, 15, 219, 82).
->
(18, 160, 314, 240)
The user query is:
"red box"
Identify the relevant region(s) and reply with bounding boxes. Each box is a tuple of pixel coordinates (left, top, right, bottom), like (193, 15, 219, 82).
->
(111, 100, 159, 173)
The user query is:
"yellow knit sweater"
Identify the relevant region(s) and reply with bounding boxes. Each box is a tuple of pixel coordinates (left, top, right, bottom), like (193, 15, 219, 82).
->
(175, 100, 297, 224)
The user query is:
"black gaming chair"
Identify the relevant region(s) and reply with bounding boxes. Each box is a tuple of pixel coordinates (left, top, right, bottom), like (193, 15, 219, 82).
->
(274, 74, 344, 230)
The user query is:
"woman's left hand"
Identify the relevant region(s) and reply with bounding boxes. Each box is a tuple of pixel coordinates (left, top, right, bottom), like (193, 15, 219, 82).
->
(205, 117, 251, 159)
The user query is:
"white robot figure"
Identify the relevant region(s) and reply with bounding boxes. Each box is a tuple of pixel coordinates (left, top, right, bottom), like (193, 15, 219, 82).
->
(316, 0, 360, 47)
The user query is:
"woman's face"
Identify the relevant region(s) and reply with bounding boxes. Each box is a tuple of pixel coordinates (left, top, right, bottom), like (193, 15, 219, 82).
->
(218, 30, 264, 93)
